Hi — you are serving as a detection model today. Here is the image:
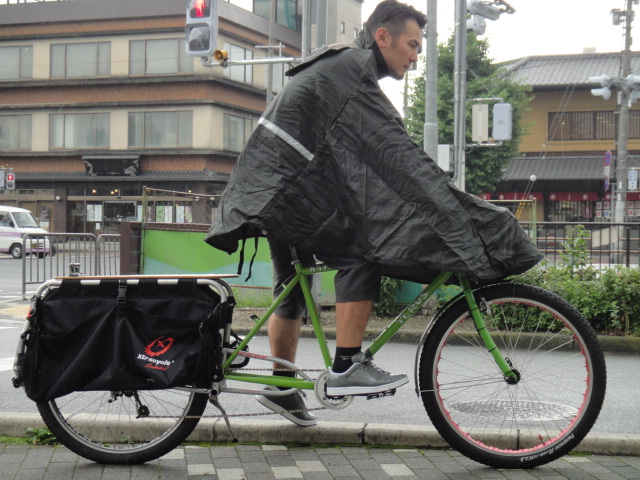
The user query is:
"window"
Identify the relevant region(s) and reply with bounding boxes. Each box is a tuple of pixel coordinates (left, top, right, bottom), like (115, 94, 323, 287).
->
(129, 39, 193, 75)
(128, 111, 192, 148)
(50, 113, 110, 149)
(50, 42, 110, 78)
(0, 115, 32, 149)
(254, 0, 299, 30)
(224, 113, 252, 151)
(225, 0, 252, 10)
(0, 45, 33, 80)
(340, 22, 346, 35)
(223, 42, 253, 84)
(547, 111, 640, 141)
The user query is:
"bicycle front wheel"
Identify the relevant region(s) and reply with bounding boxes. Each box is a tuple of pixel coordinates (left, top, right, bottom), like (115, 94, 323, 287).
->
(37, 389, 208, 464)
(418, 283, 606, 469)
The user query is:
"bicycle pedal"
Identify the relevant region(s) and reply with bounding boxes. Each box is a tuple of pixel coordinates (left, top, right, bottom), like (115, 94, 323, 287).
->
(366, 389, 396, 400)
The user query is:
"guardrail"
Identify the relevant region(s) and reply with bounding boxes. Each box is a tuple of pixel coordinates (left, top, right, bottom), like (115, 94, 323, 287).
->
(21, 233, 120, 299)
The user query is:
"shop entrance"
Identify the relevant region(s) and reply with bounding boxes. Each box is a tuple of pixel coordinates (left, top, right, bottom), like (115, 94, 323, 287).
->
(103, 201, 137, 234)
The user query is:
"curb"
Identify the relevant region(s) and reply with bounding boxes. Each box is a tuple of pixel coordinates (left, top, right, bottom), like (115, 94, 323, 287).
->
(2, 413, 640, 456)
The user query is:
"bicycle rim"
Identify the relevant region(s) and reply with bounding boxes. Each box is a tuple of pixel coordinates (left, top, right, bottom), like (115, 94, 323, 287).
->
(419, 283, 606, 469)
(37, 389, 208, 464)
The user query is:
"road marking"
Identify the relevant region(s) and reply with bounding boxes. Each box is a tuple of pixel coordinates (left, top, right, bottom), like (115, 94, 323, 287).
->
(0, 357, 14, 373)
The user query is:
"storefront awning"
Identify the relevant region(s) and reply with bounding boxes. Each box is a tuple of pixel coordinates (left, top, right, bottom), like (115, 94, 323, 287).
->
(497, 192, 543, 201)
(504, 155, 640, 181)
(549, 192, 598, 201)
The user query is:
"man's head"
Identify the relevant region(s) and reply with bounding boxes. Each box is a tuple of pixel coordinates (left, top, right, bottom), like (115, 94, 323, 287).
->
(365, 0, 427, 80)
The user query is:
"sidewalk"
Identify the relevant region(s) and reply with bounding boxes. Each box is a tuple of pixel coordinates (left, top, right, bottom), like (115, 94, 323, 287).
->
(3, 441, 640, 480)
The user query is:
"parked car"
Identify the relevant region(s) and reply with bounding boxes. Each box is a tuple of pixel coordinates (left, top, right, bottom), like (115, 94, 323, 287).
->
(0, 205, 52, 259)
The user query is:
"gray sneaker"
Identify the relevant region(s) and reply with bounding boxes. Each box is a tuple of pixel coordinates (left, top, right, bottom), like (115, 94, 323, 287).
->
(325, 353, 409, 396)
(256, 386, 317, 427)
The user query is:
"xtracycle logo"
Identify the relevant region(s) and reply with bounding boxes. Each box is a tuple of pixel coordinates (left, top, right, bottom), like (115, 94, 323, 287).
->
(144, 336, 174, 357)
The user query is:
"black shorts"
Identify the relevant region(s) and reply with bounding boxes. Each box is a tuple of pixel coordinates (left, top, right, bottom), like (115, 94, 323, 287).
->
(268, 237, 381, 319)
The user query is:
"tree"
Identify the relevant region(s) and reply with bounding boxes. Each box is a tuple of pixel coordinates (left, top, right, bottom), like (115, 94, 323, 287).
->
(404, 32, 532, 195)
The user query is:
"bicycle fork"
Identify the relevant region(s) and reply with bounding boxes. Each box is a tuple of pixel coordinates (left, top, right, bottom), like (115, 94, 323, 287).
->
(458, 276, 520, 384)
(405, 274, 519, 396)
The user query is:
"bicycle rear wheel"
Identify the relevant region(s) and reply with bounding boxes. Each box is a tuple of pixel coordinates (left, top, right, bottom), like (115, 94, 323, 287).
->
(418, 283, 606, 469)
(37, 388, 208, 464)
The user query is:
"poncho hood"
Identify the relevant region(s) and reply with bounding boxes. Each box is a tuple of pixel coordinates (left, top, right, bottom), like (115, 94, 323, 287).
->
(205, 40, 543, 283)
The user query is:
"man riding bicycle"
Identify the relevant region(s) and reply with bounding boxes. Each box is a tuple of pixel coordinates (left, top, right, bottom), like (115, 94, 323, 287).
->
(206, 0, 542, 426)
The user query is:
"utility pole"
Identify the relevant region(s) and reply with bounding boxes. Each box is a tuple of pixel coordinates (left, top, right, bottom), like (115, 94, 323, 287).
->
(423, 0, 438, 162)
(451, 0, 514, 191)
(613, 0, 635, 224)
(452, 0, 467, 191)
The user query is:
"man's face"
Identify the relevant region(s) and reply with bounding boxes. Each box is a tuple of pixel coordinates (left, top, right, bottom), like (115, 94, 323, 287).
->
(375, 18, 422, 80)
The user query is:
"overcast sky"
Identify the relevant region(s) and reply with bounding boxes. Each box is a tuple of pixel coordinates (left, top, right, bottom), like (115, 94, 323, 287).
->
(362, 0, 640, 111)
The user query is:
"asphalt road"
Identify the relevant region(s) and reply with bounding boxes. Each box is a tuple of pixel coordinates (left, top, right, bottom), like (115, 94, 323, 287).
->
(2, 319, 640, 435)
(1, 257, 639, 436)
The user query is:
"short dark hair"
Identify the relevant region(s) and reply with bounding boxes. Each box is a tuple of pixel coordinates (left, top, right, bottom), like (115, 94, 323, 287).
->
(365, 0, 427, 38)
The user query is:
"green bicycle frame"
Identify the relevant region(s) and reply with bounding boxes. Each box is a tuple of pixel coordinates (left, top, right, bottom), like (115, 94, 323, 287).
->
(222, 260, 517, 390)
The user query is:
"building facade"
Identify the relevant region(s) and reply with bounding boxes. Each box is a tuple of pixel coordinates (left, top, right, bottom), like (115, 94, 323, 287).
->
(0, 0, 362, 233)
(496, 52, 640, 223)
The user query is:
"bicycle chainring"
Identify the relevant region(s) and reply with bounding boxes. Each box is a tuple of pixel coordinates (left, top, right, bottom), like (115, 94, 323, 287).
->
(313, 370, 354, 410)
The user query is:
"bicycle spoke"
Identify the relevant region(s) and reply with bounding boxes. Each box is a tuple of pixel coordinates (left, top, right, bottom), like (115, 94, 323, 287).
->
(419, 283, 606, 468)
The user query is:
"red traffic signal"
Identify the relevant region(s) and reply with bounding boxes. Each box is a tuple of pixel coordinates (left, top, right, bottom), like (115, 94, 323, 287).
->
(188, 0, 211, 19)
(185, 0, 217, 57)
(5, 172, 15, 190)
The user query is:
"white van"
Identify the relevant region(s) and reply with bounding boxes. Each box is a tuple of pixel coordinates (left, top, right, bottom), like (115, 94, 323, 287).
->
(0, 206, 52, 259)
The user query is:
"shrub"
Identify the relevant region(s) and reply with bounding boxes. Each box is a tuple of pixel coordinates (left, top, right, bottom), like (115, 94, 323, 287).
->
(512, 264, 640, 336)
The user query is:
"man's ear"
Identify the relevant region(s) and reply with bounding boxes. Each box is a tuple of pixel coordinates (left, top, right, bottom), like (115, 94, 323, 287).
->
(374, 27, 390, 48)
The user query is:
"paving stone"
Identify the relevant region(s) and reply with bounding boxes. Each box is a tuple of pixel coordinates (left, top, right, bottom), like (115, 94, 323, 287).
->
(1, 442, 640, 480)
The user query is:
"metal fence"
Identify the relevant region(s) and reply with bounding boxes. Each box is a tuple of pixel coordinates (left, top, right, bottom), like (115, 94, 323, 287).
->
(535, 222, 640, 268)
(21, 233, 120, 298)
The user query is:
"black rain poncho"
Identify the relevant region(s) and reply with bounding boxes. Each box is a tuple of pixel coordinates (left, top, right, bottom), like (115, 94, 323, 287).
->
(205, 31, 543, 284)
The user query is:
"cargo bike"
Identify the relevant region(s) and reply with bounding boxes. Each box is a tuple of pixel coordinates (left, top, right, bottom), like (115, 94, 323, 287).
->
(12, 252, 606, 469)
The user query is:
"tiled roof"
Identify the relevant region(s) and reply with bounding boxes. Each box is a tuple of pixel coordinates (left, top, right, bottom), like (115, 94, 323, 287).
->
(13, 170, 230, 182)
(503, 155, 640, 181)
(501, 52, 640, 87)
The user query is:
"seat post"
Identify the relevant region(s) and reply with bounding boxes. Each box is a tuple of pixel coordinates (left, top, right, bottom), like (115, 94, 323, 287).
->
(288, 245, 301, 265)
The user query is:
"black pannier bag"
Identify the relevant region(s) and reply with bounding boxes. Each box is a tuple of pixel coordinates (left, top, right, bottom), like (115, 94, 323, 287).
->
(17, 278, 231, 404)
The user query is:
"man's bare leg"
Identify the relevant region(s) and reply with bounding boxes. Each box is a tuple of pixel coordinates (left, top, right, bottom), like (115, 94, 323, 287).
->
(335, 300, 372, 347)
(268, 313, 301, 370)
(327, 300, 409, 395)
(257, 313, 317, 427)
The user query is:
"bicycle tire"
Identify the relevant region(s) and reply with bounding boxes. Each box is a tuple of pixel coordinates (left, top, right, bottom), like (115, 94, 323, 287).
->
(418, 283, 606, 469)
(37, 389, 208, 464)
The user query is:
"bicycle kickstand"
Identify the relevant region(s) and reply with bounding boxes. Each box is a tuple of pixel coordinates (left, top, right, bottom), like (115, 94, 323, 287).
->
(208, 395, 238, 443)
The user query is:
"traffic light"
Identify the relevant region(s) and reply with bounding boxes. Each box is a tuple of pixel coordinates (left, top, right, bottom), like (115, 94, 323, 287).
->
(589, 75, 612, 101)
(5, 172, 15, 190)
(185, 0, 218, 57)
